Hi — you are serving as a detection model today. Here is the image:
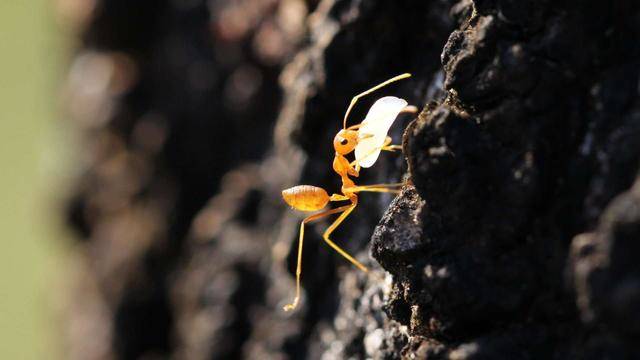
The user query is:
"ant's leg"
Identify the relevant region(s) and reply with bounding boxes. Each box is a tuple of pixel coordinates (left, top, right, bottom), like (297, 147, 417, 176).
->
(380, 105, 417, 151)
(283, 205, 352, 312)
(343, 73, 412, 128)
(378, 105, 418, 152)
(349, 105, 416, 133)
(354, 182, 404, 188)
(349, 137, 401, 168)
(400, 105, 419, 115)
(349, 183, 404, 194)
(330, 193, 350, 201)
(321, 202, 369, 272)
(382, 145, 403, 151)
(381, 136, 402, 152)
(352, 187, 401, 194)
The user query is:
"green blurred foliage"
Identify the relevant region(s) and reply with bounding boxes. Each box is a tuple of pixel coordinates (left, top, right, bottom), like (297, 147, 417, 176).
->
(0, 1, 70, 358)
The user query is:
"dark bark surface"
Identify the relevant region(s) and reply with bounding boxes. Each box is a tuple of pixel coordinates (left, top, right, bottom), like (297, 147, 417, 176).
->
(63, 0, 640, 358)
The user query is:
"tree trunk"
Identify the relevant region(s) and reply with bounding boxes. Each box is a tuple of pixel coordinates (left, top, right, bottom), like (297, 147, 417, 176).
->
(64, 0, 640, 358)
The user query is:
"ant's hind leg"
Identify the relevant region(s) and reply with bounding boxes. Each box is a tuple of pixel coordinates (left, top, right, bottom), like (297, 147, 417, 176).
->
(283, 205, 352, 312)
(321, 203, 369, 273)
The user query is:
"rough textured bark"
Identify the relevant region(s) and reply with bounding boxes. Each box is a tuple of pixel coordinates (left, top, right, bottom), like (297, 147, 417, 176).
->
(63, 0, 640, 358)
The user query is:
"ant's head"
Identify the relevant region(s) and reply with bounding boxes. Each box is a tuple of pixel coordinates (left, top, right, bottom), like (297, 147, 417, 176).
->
(333, 129, 358, 155)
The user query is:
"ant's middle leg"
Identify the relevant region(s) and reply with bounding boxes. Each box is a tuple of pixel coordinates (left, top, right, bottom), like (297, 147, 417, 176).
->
(321, 201, 369, 272)
(349, 183, 404, 194)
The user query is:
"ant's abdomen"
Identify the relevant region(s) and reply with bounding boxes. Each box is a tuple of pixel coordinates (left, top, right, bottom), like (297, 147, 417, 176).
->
(282, 185, 329, 212)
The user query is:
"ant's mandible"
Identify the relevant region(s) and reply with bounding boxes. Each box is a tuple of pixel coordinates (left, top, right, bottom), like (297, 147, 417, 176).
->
(281, 73, 417, 311)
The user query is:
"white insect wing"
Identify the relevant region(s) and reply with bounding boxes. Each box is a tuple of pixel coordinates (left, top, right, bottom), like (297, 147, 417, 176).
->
(355, 96, 408, 168)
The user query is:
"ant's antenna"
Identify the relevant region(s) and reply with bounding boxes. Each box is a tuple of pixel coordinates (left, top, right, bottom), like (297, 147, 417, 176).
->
(342, 73, 411, 129)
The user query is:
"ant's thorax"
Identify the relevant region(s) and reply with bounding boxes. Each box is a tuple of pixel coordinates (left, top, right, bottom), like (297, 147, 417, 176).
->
(332, 152, 357, 195)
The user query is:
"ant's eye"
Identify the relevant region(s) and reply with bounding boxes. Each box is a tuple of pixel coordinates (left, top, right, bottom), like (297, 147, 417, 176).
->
(340, 138, 349, 146)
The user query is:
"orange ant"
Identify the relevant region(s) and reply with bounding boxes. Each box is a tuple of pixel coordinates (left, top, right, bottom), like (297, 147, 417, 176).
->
(281, 73, 417, 311)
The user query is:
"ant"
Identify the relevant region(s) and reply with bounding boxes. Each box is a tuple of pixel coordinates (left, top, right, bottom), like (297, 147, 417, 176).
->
(281, 73, 417, 311)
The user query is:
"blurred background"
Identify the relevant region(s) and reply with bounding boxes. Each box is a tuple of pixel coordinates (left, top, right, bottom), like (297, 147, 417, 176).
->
(1, 1, 70, 358)
(0, 0, 317, 358)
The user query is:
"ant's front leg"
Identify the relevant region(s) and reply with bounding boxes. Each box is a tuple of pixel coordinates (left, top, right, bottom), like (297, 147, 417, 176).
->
(348, 137, 401, 169)
(380, 105, 417, 152)
(381, 136, 402, 152)
(334, 154, 360, 177)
